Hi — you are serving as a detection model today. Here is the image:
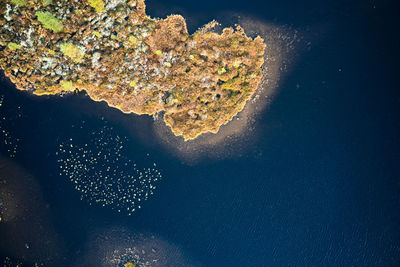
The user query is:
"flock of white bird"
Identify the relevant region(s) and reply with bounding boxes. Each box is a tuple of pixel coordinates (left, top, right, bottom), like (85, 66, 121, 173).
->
(56, 122, 162, 215)
(0, 95, 19, 158)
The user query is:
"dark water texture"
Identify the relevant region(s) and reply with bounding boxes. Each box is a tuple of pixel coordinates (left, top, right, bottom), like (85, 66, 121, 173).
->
(1, 0, 400, 266)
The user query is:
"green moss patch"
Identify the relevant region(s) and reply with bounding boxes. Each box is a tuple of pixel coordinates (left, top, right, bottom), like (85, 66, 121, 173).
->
(36, 11, 64, 33)
(11, 0, 28, 7)
(8, 42, 21, 50)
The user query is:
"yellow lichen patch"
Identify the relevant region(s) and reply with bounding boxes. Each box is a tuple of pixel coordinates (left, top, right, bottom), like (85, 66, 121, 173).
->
(8, 42, 21, 50)
(42, 0, 52, 5)
(217, 67, 226, 74)
(129, 35, 138, 46)
(36, 11, 64, 33)
(60, 43, 85, 63)
(61, 81, 75, 91)
(129, 81, 136, 87)
(165, 62, 172, 68)
(11, 0, 27, 7)
(155, 50, 162, 56)
(94, 31, 102, 38)
(48, 49, 56, 55)
(87, 0, 105, 12)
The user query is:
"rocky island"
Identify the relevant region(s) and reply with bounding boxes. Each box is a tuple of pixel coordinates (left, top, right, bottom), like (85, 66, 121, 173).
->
(0, 0, 265, 140)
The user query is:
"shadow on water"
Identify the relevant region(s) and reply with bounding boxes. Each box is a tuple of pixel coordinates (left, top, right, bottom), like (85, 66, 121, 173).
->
(0, 157, 64, 266)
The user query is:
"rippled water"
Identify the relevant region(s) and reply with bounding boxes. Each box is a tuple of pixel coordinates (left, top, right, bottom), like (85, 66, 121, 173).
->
(1, 0, 400, 266)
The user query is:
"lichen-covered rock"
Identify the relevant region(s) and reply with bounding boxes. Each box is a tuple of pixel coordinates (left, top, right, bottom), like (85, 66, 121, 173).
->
(0, 0, 265, 140)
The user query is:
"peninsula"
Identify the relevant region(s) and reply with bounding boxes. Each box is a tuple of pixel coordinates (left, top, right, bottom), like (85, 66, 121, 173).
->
(0, 0, 266, 140)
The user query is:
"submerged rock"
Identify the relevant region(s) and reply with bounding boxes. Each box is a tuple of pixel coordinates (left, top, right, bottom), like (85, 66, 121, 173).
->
(124, 261, 135, 267)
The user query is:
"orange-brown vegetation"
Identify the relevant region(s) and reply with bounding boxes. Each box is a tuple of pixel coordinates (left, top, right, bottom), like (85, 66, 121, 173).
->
(0, 0, 265, 140)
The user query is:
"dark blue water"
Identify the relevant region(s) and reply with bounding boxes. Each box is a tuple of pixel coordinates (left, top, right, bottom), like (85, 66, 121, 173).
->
(1, 0, 399, 266)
